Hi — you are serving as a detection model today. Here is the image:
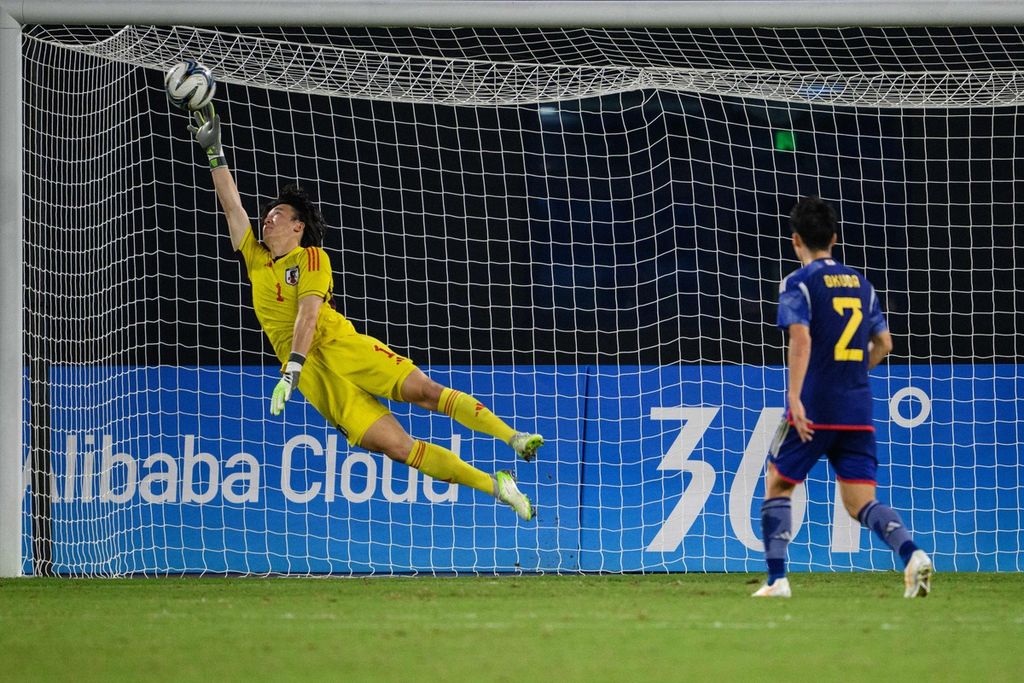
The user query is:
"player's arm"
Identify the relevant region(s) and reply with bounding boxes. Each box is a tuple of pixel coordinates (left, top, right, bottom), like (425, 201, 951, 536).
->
(270, 294, 322, 416)
(210, 167, 250, 251)
(188, 104, 249, 250)
(867, 329, 893, 370)
(865, 286, 892, 371)
(786, 323, 814, 442)
(289, 294, 321, 360)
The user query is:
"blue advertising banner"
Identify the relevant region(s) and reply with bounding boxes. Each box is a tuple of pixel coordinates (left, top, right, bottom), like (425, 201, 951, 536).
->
(22, 365, 1023, 574)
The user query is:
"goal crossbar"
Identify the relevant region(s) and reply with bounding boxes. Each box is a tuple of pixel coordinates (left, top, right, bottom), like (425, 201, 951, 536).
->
(5, 1, 1024, 28)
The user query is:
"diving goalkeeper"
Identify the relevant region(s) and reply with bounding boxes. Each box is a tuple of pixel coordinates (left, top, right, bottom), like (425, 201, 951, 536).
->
(186, 103, 542, 521)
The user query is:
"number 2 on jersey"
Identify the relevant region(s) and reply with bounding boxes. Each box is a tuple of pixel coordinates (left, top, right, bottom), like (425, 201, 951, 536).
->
(832, 296, 864, 361)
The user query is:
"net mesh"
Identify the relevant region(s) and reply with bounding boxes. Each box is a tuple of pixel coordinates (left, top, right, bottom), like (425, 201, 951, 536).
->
(20, 25, 1024, 575)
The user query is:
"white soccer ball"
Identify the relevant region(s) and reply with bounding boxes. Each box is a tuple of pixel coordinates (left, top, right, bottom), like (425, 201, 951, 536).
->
(164, 60, 216, 112)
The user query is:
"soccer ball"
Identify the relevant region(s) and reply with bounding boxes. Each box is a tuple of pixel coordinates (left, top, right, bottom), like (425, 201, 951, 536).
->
(164, 60, 216, 111)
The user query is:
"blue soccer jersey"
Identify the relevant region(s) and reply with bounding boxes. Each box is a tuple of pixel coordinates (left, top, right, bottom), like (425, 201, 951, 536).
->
(776, 258, 887, 429)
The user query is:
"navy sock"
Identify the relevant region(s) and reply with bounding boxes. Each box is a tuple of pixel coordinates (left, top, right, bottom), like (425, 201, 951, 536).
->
(858, 500, 919, 565)
(761, 497, 792, 583)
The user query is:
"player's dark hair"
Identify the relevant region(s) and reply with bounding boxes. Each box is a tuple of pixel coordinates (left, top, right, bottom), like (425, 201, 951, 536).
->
(260, 184, 326, 248)
(789, 196, 837, 251)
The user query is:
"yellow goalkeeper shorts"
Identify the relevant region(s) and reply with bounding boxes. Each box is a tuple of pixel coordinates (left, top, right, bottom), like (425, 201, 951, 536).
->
(297, 333, 418, 446)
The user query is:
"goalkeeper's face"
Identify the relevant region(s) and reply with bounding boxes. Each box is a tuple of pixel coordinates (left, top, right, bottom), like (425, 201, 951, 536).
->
(262, 203, 305, 255)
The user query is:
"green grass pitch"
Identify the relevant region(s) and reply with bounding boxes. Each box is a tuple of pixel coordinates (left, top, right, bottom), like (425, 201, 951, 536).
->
(1, 573, 1022, 681)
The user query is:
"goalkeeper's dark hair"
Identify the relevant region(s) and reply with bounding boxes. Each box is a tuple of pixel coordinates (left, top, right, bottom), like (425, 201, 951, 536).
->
(260, 184, 326, 248)
(789, 195, 837, 251)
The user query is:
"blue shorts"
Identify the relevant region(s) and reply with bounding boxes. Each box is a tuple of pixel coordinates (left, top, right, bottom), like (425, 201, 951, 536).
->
(768, 420, 878, 485)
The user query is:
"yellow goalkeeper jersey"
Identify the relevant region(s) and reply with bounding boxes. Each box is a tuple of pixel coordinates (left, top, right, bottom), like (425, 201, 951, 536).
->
(238, 227, 356, 362)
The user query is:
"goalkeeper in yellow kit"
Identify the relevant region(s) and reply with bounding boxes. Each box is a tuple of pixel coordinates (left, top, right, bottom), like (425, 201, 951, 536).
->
(187, 104, 541, 520)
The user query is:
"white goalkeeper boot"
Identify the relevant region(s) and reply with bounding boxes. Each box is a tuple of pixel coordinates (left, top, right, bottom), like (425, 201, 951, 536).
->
(509, 432, 544, 462)
(495, 470, 534, 521)
(903, 550, 933, 598)
(752, 577, 792, 598)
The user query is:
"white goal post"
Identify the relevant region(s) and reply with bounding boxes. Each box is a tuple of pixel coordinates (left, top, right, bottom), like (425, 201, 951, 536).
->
(3, 1, 1024, 577)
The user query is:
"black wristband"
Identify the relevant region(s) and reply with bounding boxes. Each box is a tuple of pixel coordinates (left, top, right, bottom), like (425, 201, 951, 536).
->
(288, 352, 306, 366)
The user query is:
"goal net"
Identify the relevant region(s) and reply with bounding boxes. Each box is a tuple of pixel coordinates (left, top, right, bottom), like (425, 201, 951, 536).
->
(21, 25, 1024, 575)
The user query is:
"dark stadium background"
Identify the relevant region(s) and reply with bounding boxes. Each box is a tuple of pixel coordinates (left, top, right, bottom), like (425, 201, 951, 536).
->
(23, 27, 1024, 371)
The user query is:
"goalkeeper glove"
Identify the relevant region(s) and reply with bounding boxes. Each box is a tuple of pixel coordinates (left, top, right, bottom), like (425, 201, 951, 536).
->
(270, 353, 305, 416)
(187, 103, 228, 169)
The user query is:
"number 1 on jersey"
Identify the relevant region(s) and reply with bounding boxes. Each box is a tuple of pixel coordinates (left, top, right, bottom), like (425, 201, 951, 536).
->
(832, 296, 864, 361)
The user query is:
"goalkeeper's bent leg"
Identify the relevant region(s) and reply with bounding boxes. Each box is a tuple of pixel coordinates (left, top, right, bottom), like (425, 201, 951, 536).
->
(437, 387, 516, 444)
(359, 413, 495, 496)
(407, 440, 495, 495)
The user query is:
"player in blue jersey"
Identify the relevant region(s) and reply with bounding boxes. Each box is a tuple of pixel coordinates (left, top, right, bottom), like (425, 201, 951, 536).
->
(752, 196, 932, 598)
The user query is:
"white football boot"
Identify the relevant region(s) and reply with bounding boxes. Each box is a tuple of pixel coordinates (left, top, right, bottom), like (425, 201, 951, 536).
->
(903, 549, 933, 598)
(495, 470, 534, 521)
(509, 432, 544, 462)
(751, 577, 792, 598)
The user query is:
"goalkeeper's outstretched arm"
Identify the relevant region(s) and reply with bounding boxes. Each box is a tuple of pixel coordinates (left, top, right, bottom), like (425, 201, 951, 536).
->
(189, 104, 249, 250)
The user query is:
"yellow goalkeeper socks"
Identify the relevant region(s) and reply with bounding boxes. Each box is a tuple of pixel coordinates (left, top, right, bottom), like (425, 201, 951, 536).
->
(438, 388, 516, 444)
(406, 440, 495, 495)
